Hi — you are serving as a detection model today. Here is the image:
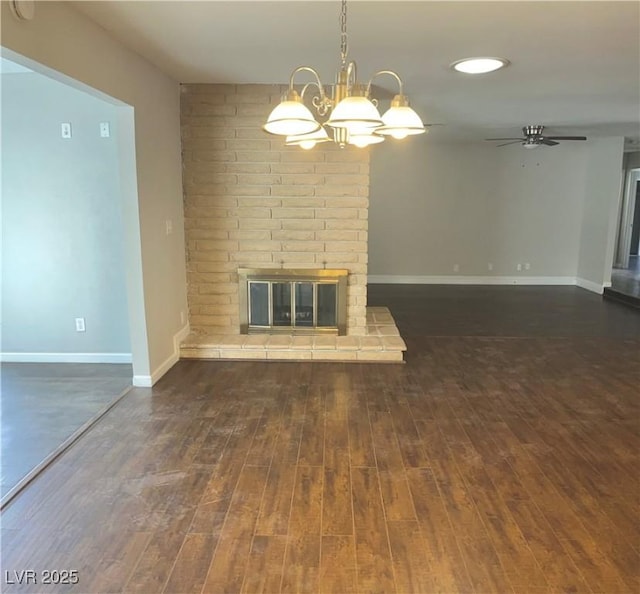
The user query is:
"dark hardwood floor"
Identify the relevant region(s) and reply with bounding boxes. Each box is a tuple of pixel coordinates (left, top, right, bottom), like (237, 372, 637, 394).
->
(608, 256, 640, 306)
(1, 363, 132, 499)
(1, 286, 638, 593)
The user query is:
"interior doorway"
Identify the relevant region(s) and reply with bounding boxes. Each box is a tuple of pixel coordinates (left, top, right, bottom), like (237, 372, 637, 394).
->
(0, 51, 141, 506)
(629, 181, 640, 256)
(611, 168, 640, 300)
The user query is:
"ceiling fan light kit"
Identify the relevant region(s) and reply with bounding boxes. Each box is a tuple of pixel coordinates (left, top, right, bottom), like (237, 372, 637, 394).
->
(263, 0, 425, 149)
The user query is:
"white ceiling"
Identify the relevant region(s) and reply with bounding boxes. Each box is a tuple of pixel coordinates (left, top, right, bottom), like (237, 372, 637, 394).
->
(71, 0, 640, 146)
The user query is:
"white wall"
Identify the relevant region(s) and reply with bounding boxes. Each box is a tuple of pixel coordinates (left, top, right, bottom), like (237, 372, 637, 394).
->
(577, 137, 625, 291)
(369, 136, 589, 283)
(1, 0, 188, 384)
(1, 72, 130, 360)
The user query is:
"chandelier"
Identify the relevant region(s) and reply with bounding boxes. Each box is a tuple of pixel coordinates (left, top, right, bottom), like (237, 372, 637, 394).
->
(263, 0, 425, 149)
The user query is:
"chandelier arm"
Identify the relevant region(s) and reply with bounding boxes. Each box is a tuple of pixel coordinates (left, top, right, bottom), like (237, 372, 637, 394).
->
(288, 66, 329, 105)
(366, 70, 404, 98)
(299, 82, 322, 99)
(298, 82, 332, 117)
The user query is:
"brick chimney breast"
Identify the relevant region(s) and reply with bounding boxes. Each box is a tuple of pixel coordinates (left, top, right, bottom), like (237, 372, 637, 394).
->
(181, 84, 370, 337)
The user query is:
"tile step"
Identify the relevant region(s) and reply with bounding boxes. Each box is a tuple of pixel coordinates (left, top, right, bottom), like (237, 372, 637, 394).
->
(180, 307, 406, 363)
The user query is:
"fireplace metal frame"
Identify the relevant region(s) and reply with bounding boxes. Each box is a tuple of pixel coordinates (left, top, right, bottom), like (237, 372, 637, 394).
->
(238, 268, 348, 335)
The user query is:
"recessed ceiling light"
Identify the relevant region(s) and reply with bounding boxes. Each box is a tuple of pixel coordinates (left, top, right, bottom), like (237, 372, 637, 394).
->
(450, 57, 510, 74)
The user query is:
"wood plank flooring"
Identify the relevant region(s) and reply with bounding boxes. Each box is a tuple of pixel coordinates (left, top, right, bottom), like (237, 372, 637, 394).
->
(1, 363, 132, 497)
(1, 286, 639, 593)
(611, 255, 640, 299)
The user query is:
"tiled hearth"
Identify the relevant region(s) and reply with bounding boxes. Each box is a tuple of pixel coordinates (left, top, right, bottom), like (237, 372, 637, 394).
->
(180, 307, 406, 363)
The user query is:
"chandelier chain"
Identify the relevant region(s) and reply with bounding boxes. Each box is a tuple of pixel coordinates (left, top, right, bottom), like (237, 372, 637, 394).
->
(340, 0, 348, 65)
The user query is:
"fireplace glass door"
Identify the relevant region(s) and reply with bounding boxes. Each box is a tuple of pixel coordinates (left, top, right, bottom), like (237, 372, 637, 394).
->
(295, 283, 314, 327)
(317, 283, 338, 327)
(240, 268, 347, 335)
(272, 282, 292, 326)
(247, 280, 339, 332)
(248, 282, 269, 327)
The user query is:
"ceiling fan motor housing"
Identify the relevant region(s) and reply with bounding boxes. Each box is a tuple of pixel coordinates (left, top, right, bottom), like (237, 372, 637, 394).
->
(524, 125, 544, 138)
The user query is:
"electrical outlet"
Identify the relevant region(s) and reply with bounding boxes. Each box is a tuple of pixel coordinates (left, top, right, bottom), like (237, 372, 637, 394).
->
(525, 262, 531, 270)
(61, 122, 72, 139)
(99, 122, 110, 138)
(453, 264, 460, 273)
(75, 318, 86, 332)
(516, 263, 522, 272)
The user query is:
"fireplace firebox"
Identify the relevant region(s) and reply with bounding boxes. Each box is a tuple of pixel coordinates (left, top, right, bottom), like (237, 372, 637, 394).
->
(238, 268, 348, 335)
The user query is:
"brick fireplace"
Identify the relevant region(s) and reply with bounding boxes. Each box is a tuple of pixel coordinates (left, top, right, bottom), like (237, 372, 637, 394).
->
(179, 83, 404, 362)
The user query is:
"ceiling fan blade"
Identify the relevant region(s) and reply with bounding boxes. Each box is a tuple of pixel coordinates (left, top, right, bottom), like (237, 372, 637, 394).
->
(540, 139, 559, 146)
(544, 136, 587, 141)
(485, 137, 524, 141)
(497, 140, 524, 147)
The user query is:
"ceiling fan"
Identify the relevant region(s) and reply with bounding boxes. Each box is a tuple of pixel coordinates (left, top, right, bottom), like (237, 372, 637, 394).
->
(486, 125, 587, 148)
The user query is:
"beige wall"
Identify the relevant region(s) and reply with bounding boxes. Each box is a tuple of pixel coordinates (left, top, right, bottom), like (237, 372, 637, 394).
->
(369, 135, 624, 290)
(181, 84, 370, 336)
(1, 1, 187, 384)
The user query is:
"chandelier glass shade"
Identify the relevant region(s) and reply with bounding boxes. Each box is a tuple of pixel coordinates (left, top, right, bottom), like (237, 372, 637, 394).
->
(285, 127, 330, 150)
(377, 95, 427, 139)
(263, 90, 321, 136)
(325, 95, 383, 133)
(263, 0, 425, 149)
(349, 132, 386, 148)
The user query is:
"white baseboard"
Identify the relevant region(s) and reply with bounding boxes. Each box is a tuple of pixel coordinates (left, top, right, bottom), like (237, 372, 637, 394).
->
(0, 352, 132, 364)
(132, 322, 190, 388)
(132, 375, 152, 387)
(575, 277, 606, 294)
(368, 275, 577, 286)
